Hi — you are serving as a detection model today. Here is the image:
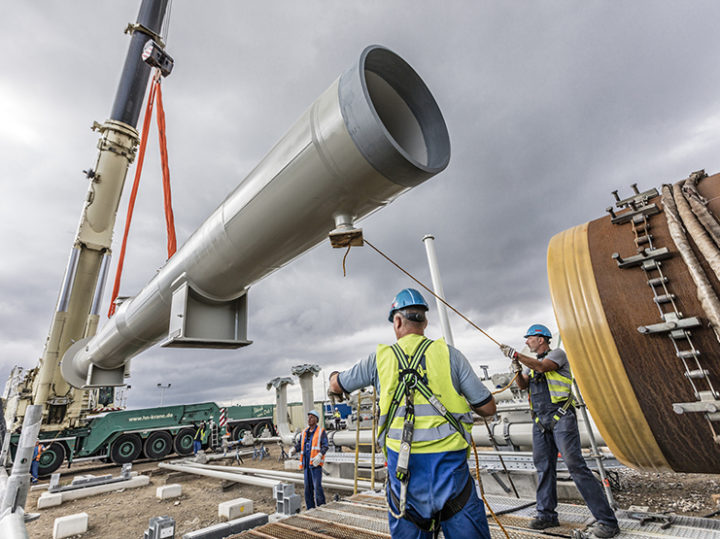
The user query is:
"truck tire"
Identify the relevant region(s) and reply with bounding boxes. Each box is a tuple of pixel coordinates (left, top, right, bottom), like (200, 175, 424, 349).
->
(231, 425, 246, 441)
(253, 421, 271, 437)
(144, 431, 172, 460)
(110, 434, 142, 464)
(173, 428, 195, 456)
(38, 443, 66, 477)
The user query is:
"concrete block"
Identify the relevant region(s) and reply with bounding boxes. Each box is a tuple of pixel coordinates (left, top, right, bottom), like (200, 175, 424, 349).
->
(37, 492, 63, 509)
(218, 497, 253, 520)
(53, 512, 89, 539)
(284, 459, 300, 471)
(182, 513, 269, 539)
(41, 475, 150, 508)
(157, 483, 183, 500)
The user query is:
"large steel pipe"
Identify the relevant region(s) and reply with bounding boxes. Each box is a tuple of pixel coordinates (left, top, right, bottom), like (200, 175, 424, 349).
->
(62, 45, 450, 388)
(548, 173, 720, 473)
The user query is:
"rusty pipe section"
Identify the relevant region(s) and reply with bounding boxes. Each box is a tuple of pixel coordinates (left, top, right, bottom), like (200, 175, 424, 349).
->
(61, 45, 450, 388)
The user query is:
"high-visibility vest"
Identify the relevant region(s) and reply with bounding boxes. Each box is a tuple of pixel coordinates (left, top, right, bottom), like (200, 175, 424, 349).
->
(195, 427, 207, 442)
(529, 369, 573, 406)
(298, 426, 325, 469)
(377, 334, 473, 454)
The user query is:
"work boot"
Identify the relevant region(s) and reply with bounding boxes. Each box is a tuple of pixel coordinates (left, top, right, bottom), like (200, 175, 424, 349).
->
(592, 522, 620, 538)
(529, 517, 559, 530)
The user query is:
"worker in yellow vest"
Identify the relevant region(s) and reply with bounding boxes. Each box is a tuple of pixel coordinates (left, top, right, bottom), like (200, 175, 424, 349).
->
(295, 410, 328, 509)
(501, 324, 619, 538)
(329, 288, 496, 538)
(193, 421, 207, 455)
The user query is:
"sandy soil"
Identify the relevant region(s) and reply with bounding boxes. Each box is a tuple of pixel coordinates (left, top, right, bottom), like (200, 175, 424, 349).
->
(22, 447, 720, 538)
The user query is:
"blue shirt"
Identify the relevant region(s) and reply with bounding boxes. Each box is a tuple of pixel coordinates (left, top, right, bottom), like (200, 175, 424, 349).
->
(338, 341, 492, 407)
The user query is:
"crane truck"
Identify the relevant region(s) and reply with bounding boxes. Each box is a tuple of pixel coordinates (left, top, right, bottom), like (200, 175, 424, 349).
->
(1, 1, 275, 477)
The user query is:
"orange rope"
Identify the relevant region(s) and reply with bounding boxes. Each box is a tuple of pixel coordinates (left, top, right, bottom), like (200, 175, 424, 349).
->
(108, 74, 159, 317)
(108, 70, 178, 317)
(155, 80, 177, 257)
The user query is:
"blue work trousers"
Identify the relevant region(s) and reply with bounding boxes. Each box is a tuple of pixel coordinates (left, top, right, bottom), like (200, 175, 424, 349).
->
(193, 440, 202, 455)
(303, 465, 325, 509)
(533, 411, 617, 527)
(386, 448, 490, 539)
(30, 460, 39, 482)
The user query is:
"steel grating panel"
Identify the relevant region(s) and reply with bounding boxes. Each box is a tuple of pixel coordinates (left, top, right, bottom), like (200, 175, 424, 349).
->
(334, 500, 389, 517)
(309, 507, 389, 534)
(288, 514, 390, 538)
(234, 491, 720, 538)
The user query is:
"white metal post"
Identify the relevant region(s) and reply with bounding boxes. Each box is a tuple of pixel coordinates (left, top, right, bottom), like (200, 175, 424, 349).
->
(422, 234, 454, 347)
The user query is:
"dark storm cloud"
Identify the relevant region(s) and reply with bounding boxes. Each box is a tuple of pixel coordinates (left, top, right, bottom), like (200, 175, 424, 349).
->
(2, 1, 720, 409)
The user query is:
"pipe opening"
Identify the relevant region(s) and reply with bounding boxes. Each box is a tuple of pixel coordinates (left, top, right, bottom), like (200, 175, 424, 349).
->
(340, 45, 450, 187)
(362, 47, 449, 172)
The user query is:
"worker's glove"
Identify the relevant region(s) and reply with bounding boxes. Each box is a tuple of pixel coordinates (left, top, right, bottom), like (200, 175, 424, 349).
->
(327, 387, 348, 403)
(499, 344, 517, 359)
(311, 453, 323, 467)
(288, 447, 296, 458)
(511, 359, 523, 374)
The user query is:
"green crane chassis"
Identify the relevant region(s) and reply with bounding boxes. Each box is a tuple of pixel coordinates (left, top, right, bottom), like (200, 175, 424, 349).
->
(12, 402, 275, 477)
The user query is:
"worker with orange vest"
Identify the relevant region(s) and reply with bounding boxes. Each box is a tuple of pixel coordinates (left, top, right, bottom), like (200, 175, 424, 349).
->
(295, 410, 328, 509)
(31, 441, 46, 483)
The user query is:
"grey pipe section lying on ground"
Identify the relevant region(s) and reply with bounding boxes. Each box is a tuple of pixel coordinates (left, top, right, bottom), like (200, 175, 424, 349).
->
(159, 462, 281, 489)
(181, 461, 373, 491)
(61, 45, 450, 388)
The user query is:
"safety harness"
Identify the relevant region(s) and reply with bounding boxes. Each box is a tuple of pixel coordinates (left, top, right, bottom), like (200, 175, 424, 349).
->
(529, 352, 576, 432)
(382, 337, 472, 534)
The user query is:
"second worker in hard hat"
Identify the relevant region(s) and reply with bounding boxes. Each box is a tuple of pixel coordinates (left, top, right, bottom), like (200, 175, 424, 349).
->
(329, 288, 496, 538)
(295, 410, 328, 509)
(500, 325, 620, 538)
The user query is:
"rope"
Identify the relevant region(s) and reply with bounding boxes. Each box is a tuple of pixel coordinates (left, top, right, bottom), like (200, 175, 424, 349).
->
(363, 238, 501, 346)
(108, 70, 177, 316)
(472, 438, 511, 538)
(108, 73, 159, 317)
(155, 80, 177, 257)
(492, 372, 519, 395)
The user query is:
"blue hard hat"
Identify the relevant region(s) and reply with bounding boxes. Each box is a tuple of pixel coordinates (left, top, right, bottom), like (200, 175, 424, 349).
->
(388, 288, 429, 322)
(307, 410, 320, 419)
(524, 324, 552, 339)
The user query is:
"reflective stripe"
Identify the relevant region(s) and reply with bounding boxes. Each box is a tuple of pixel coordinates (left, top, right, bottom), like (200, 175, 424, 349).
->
(388, 422, 472, 444)
(530, 369, 573, 406)
(380, 405, 473, 425)
(298, 426, 325, 469)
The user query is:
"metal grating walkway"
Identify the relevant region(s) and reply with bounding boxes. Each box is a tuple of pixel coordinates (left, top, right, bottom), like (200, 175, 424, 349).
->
(233, 490, 720, 538)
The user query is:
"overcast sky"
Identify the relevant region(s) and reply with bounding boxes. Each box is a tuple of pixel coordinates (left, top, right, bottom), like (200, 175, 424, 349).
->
(2, 1, 720, 410)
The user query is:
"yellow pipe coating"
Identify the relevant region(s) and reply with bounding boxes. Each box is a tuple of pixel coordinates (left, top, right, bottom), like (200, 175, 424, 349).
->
(547, 223, 671, 471)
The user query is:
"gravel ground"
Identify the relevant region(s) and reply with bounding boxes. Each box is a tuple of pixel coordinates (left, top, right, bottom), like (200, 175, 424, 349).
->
(21, 448, 720, 538)
(610, 467, 720, 516)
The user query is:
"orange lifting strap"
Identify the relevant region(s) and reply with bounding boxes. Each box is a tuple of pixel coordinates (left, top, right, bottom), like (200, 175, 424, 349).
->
(108, 70, 177, 317)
